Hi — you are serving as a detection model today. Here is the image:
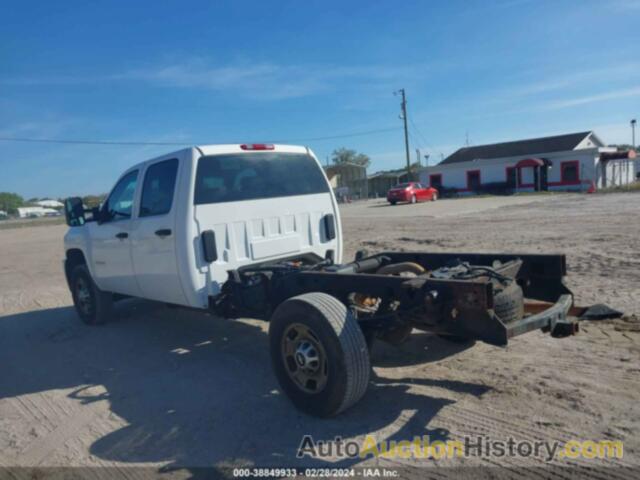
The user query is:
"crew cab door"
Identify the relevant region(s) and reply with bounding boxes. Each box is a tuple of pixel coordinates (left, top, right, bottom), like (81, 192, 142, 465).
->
(89, 169, 142, 296)
(130, 157, 186, 305)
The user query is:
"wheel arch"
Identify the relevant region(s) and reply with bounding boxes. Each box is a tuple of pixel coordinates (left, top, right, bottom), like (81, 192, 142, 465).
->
(64, 248, 87, 289)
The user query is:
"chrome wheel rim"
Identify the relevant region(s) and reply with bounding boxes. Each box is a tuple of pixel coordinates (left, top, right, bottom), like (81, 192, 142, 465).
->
(75, 277, 92, 315)
(281, 323, 328, 394)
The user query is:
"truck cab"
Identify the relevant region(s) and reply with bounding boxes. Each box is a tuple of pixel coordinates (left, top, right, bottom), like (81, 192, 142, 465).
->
(64, 144, 341, 313)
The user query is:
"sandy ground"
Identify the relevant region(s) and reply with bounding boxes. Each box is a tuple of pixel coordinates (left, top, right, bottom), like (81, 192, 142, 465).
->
(0, 193, 639, 478)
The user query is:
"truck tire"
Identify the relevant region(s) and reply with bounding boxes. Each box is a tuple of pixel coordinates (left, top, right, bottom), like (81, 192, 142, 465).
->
(437, 333, 472, 343)
(438, 281, 524, 343)
(70, 264, 113, 325)
(493, 281, 524, 324)
(269, 292, 370, 417)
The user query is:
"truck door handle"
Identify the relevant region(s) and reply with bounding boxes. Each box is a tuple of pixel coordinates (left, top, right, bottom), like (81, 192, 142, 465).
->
(115, 232, 128, 239)
(155, 229, 172, 237)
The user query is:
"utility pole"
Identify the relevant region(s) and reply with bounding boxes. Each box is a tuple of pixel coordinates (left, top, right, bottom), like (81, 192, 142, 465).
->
(395, 88, 411, 180)
(632, 119, 637, 149)
(416, 148, 421, 168)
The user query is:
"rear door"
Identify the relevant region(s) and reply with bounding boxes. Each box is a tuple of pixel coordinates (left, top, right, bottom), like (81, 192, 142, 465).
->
(89, 169, 142, 296)
(193, 148, 340, 286)
(130, 156, 186, 305)
(414, 183, 426, 200)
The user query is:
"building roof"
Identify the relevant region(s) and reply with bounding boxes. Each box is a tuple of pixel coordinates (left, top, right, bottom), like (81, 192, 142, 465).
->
(367, 169, 404, 180)
(440, 131, 595, 165)
(35, 199, 63, 208)
(17, 207, 58, 214)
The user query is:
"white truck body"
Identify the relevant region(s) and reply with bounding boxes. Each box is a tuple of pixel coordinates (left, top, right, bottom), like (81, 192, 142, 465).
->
(64, 144, 342, 309)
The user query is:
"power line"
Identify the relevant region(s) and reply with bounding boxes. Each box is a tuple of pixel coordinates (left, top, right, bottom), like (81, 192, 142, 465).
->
(0, 126, 401, 147)
(282, 126, 400, 142)
(393, 88, 412, 180)
(408, 116, 443, 159)
(0, 137, 188, 146)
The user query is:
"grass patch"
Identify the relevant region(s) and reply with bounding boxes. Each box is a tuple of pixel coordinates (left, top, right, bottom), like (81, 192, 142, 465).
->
(596, 182, 640, 194)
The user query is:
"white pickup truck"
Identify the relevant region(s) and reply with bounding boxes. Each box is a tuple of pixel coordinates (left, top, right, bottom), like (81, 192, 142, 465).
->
(64, 143, 578, 417)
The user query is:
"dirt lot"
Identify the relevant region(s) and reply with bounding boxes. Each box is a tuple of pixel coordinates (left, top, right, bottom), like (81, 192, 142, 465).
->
(1, 193, 639, 478)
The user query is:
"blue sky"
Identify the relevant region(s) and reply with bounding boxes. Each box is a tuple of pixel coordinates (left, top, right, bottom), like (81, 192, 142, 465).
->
(1, 0, 639, 198)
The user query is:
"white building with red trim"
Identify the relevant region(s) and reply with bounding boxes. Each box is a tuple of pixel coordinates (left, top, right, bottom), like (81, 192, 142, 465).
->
(420, 131, 637, 194)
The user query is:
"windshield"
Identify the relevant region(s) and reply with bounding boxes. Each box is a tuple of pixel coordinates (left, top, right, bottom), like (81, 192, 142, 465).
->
(393, 183, 411, 189)
(194, 152, 330, 205)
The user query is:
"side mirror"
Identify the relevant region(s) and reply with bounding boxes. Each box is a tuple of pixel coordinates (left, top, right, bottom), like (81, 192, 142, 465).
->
(201, 230, 218, 263)
(91, 206, 103, 223)
(323, 213, 336, 240)
(64, 197, 86, 227)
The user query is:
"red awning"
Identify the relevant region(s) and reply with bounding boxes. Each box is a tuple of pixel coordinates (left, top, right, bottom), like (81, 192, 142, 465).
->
(515, 158, 545, 168)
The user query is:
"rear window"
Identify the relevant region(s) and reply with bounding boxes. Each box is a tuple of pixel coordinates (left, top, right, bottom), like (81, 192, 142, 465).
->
(194, 153, 329, 205)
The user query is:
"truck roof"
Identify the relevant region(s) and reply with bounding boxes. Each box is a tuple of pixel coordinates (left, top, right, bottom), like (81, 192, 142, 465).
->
(121, 144, 314, 176)
(196, 144, 308, 156)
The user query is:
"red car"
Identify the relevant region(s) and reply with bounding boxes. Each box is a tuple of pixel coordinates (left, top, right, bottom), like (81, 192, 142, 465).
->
(387, 182, 438, 205)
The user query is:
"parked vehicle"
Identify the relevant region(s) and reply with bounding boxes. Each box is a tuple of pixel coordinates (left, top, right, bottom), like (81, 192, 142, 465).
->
(387, 181, 438, 204)
(63, 143, 578, 417)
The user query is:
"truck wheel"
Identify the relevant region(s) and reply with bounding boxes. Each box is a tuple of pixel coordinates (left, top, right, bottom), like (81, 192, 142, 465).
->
(389, 200, 396, 205)
(493, 281, 524, 324)
(437, 333, 472, 343)
(269, 292, 370, 417)
(70, 264, 113, 325)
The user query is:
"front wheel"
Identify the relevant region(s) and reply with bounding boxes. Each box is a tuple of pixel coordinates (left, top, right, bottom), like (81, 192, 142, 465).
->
(70, 264, 113, 325)
(432, 192, 438, 201)
(269, 292, 370, 417)
(410, 195, 417, 204)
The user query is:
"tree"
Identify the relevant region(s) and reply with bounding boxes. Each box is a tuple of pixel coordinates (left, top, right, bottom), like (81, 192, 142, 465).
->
(0, 192, 24, 214)
(331, 148, 371, 168)
(82, 194, 106, 208)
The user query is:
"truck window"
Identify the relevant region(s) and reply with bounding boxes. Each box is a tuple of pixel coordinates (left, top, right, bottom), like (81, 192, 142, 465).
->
(103, 170, 138, 220)
(194, 153, 329, 205)
(140, 158, 178, 217)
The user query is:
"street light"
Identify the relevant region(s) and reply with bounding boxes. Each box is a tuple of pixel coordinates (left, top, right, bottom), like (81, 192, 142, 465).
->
(632, 119, 637, 149)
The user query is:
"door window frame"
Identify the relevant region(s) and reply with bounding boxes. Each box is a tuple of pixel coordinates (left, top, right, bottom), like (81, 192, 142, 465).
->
(138, 158, 180, 218)
(100, 169, 139, 223)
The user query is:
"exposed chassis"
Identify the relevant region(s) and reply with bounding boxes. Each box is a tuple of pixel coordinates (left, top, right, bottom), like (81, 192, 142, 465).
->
(214, 251, 578, 347)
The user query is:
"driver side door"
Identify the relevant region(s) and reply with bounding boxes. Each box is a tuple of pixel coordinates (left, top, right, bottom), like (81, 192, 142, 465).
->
(88, 169, 142, 296)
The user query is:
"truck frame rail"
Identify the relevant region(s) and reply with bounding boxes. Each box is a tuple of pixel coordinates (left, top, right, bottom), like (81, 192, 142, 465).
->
(214, 251, 577, 346)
